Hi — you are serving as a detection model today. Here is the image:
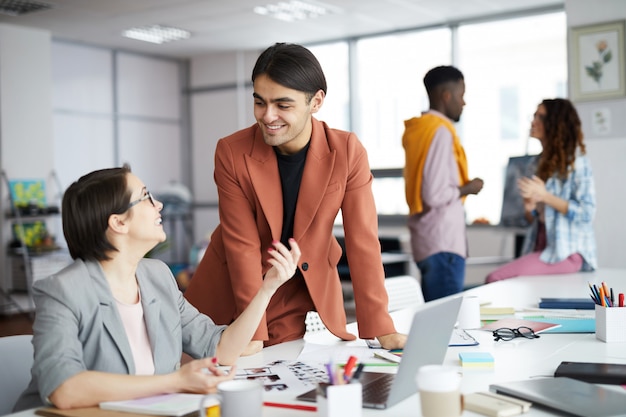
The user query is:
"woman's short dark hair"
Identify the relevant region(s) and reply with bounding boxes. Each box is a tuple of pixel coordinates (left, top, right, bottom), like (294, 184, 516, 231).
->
(252, 42, 327, 103)
(62, 165, 132, 261)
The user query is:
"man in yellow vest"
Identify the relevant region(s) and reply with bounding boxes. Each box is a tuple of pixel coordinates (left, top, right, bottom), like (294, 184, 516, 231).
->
(402, 66, 483, 301)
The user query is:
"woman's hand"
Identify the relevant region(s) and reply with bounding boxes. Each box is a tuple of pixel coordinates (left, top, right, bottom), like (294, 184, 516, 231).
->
(262, 239, 301, 293)
(518, 175, 547, 202)
(177, 357, 235, 394)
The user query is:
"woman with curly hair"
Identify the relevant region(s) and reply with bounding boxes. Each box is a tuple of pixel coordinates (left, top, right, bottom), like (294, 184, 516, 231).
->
(486, 98, 597, 283)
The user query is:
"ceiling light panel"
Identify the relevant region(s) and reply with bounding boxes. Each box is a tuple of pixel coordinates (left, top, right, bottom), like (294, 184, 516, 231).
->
(254, 0, 337, 22)
(0, 0, 52, 16)
(122, 24, 191, 45)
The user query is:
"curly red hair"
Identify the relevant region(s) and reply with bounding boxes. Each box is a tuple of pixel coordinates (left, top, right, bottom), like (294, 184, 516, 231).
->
(536, 98, 586, 182)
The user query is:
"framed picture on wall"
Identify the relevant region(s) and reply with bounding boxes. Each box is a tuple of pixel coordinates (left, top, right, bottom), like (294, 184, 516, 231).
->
(570, 20, 626, 102)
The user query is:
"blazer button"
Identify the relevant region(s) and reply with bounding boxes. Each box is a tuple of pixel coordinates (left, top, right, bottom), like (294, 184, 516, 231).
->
(301, 262, 309, 271)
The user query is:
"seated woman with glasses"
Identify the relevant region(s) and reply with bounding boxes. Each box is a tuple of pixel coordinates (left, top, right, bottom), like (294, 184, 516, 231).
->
(486, 98, 596, 283)
(14, 165, 301, 412)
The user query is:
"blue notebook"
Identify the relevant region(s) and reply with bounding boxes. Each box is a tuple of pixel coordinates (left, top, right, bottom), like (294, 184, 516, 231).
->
(525, 316, 595, 333)
(538, 297, 595, 310)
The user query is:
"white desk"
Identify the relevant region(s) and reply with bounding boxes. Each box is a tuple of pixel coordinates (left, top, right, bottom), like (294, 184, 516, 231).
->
(9, 269, 626, 417)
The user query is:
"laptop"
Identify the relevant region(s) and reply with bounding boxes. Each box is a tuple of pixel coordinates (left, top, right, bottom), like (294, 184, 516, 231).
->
(491, 377, 626, 417)
(297, 296, 463, 409)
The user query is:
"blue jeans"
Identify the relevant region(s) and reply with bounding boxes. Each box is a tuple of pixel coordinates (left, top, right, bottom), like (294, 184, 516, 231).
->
(417, 252, 465, 301)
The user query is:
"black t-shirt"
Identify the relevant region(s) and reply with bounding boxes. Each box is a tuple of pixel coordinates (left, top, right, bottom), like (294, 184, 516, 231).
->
(275, 141, 310, 247)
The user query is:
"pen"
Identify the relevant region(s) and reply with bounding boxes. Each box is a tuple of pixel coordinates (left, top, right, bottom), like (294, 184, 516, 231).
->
(325, 362, 335, 385)
(593, 284, 601, 303)
(350, 363, 365, 383)
(588, 282, 599, 304)
(610, 288, 615, 306)
(343, 355, 358, 381)
(602, 282, 610, 303)
(263, 402, 317, 412)
(599, 286, 606, 307)
(619, 293, 624, 308)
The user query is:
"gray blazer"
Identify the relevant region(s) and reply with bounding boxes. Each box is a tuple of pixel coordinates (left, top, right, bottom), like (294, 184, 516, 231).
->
(14, 258, 226, 411)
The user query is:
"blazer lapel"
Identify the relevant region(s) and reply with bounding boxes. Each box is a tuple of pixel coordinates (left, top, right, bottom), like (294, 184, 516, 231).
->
(87, 261, 135, 374)
(246, 128, 283, 239)
(137, 268, 162, 372)
(294, 119, 335, 239)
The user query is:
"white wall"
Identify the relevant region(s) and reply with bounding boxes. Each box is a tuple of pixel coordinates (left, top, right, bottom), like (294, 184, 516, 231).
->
(1, 32, 189, 289)
(51, 42, 115, 189)
(189, 51, 257, 242)
(0, 24, 54, 178)
(566, 0, 626, 268)
(0, 24, 54, 290)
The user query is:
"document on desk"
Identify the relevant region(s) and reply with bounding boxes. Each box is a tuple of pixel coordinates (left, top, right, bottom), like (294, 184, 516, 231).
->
(297, 343, 394, 367)
(99, 393, 215, 416)
(232, 359, 328, 394)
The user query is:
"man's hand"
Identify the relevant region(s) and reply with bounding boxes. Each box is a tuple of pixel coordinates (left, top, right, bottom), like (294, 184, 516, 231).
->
(241, 340, 264, 356)
(460, 177, 484, 197)
(377, 332, 407, 350)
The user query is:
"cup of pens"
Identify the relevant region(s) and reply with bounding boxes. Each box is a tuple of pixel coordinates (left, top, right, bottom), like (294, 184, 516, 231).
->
(317, 357, 363, 417)
(590, 282, 626, 343)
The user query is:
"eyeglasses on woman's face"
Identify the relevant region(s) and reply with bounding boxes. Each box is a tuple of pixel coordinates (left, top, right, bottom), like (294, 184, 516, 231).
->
(492, 326, 540, 342)
(128, 190, 156, 209)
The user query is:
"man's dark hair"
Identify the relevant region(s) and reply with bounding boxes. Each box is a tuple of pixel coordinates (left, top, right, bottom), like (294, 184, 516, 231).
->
(423, 65, 464, 95)
(252, 43, 327, 102)
(62, 164, 132, 261)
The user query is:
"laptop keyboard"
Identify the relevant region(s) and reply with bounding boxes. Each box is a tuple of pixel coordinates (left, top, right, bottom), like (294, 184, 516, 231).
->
(360, 372, 395, 408)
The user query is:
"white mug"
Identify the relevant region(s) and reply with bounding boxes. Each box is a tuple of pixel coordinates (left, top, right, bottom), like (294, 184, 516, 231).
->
(457, 295, 481, 329)
(204, 379, 263, 417)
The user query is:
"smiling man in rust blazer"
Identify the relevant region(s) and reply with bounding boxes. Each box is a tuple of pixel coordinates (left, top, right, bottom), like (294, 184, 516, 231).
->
(185, 43, 407, 355)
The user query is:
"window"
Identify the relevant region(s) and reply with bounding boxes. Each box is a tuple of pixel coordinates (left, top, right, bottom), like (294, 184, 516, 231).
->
(309, 42, 350, 131)
(458, 12, 566, 224)
(354, 29, 452, 170)
(305, 10, 567, 224)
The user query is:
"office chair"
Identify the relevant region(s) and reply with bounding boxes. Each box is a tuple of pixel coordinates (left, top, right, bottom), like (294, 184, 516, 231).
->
(0, 334, 34, 415)
(384, 275, 425, 312)
(304, 311, 327, 334)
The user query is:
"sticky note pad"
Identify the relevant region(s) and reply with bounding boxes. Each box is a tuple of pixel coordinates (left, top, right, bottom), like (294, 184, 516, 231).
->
(459, 352, 494, 368)
(480, 307, 515, 315)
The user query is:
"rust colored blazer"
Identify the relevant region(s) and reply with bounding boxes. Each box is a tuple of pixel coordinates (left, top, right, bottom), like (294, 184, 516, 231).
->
(185, 117, 396, 343)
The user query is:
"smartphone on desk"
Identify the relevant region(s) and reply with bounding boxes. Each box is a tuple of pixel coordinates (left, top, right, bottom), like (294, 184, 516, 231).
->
(554, 361, 626, 385)
(365, 339, 382, 349)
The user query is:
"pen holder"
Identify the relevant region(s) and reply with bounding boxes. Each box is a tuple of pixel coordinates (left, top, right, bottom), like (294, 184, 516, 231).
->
(595, 305, 626, 343)
(316, 382, 362, 417)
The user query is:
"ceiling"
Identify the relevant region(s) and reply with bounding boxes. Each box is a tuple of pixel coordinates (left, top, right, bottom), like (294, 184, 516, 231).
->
(0, 0, 564, 59)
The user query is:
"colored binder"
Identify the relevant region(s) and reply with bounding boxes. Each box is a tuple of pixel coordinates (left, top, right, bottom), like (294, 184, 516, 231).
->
(538, 298, 595, 310)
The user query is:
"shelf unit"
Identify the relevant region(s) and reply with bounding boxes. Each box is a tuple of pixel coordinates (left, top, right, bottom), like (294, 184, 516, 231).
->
(1, 170, 71, 316)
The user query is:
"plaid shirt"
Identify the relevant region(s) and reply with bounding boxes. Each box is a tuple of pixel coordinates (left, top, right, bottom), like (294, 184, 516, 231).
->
(522, 155, 597, 270)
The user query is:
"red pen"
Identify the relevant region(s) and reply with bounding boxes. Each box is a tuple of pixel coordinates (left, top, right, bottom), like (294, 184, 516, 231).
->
(264, 402, 317, 412)
(343, 355, 358, 381)
(619, 293, 624, 308)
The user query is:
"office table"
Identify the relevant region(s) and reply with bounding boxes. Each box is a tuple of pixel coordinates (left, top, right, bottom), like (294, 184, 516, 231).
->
(8, 269, 626, 417)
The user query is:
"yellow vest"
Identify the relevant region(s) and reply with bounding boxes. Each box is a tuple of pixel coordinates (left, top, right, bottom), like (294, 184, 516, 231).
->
(402, 113, 469, 215)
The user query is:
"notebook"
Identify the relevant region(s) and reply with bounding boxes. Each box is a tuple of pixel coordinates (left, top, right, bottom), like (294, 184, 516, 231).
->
(297, 296, 463, 409)
(449, 328, 479, 346)
(491, 377, 626, 417)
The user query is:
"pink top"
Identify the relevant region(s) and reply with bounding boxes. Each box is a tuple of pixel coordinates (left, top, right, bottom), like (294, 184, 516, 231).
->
(407, 110, 467, 262)
(115, 291, 155, 375)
